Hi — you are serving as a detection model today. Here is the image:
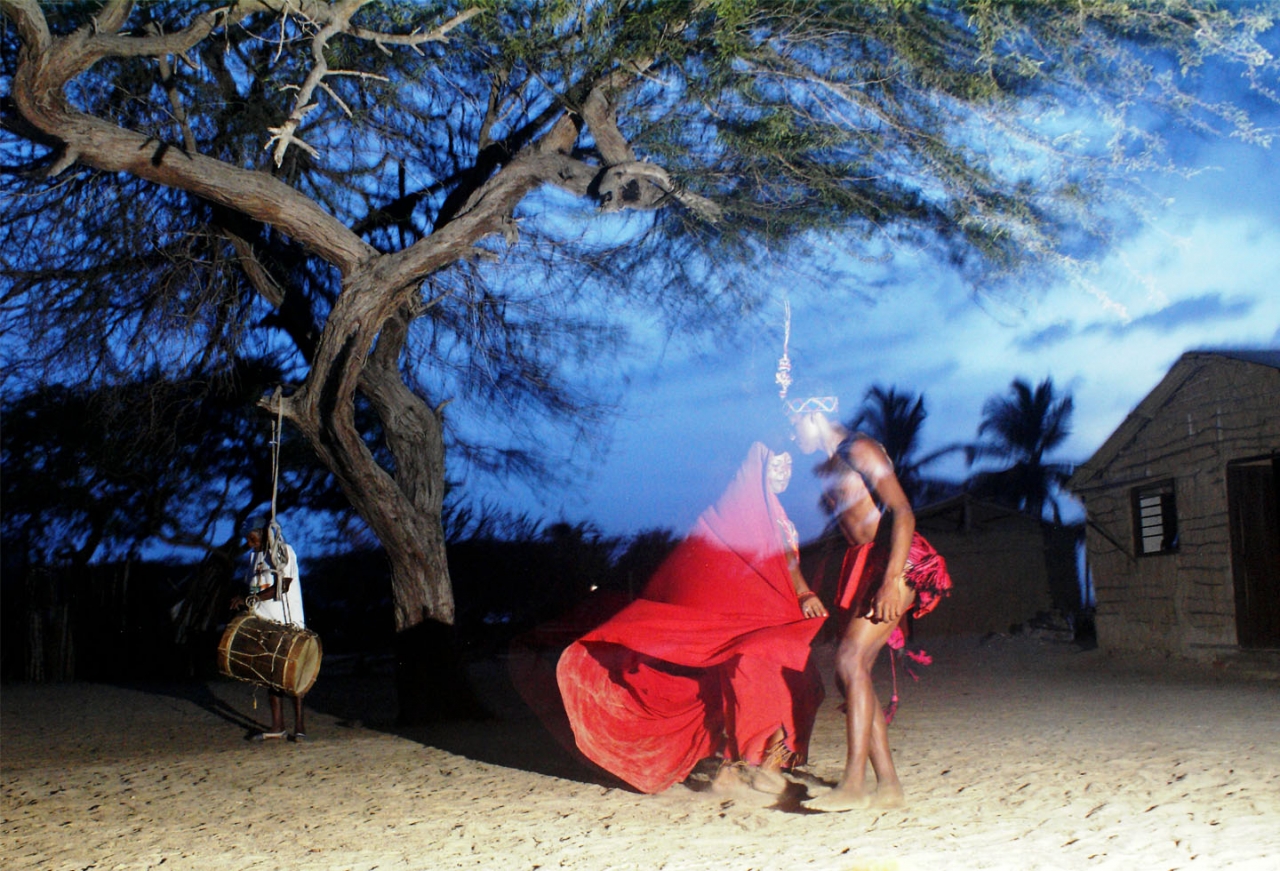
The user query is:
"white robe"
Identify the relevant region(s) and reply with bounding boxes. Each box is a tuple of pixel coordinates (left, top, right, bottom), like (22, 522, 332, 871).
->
(247, 543, 305, 627)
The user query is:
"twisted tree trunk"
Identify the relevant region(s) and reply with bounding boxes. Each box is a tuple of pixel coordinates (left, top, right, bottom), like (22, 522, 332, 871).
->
(3, 0, 665, 721)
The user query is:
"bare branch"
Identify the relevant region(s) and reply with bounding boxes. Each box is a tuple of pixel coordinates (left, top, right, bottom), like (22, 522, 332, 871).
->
(349, 6, 482, 48)
(4, 2, 375, 273)
(148, 23, 198, 153)
(579, 87, 635, 166)
(269, 3, 482, 166)
(92, 0, 135, 36)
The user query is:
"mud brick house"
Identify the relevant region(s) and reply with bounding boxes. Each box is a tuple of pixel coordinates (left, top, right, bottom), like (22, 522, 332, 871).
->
(911, 495, 1082, 639)
(1067, 350, 1280, 658)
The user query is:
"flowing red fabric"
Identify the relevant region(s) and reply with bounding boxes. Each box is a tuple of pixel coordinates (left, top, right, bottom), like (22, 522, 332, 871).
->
(556, 443, 826, 794)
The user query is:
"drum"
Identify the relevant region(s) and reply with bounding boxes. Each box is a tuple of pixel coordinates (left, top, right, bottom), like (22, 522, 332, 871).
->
(217, 612, 323, 697)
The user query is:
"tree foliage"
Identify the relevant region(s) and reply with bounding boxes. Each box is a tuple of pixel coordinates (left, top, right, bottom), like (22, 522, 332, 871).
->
(0, 358, 322, 563)
(967, 376, 1076, 521)
(846, 384, 963, 505)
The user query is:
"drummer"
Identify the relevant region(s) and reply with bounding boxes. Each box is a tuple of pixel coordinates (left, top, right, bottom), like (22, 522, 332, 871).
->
(231, 521, 309, 742)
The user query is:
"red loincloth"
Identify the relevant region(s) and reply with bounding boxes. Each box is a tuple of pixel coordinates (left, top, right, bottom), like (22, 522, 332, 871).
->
(836, 531, 952, 619)
(556, 443, 826, 794)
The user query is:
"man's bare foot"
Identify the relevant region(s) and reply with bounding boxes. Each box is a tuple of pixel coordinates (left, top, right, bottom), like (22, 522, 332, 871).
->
(803, 788, 874, 812)
(873, 784, 906, 808)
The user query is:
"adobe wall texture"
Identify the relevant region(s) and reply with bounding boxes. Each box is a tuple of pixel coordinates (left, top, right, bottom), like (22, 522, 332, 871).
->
(1078, 358, 1280, 656)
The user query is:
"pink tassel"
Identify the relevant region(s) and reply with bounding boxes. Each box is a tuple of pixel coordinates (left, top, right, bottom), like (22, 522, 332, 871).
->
(883, 640, 935, 721)
(905, 648, 933, 666)
(883, 695, 899, 725)
(883, 648, 899, 724)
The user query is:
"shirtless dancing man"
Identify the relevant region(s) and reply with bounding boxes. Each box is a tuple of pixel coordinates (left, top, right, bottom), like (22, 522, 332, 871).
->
(788, 397, 949, 812)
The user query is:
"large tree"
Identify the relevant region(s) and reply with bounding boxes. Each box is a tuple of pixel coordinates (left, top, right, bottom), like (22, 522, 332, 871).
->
(3, 1, 1276, 717)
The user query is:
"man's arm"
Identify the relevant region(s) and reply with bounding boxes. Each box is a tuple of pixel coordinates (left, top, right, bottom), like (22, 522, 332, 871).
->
(280, 545, 299, 591)
(848, 437, 916, 623)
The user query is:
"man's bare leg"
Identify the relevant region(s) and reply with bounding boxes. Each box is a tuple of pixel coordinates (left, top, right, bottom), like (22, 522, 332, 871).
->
(291, 695, 308, 741)
(253, 692, 288, 740)
(866, 698, 904, 807)
(806, 616, 900, 811)
(270, 692, 285, 731)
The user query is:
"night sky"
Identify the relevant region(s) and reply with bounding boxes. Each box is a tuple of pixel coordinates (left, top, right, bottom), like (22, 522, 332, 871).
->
(466, 104, 1280, 544)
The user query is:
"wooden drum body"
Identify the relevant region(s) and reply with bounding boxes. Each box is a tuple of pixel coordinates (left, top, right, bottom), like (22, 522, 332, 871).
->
(217, 612, 323, 697)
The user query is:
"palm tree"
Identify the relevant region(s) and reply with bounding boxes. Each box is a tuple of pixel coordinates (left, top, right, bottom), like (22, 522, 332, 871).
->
(966, 378, 1075, 521)
(848, 386, 961, 506)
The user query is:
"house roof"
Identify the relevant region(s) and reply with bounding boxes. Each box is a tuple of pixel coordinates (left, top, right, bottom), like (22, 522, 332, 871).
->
(916, 492, 1034, 523)
(1204, 348, 1280, 369)
(914, 491, 1071, 531)
(1067, 348, 1280, 492)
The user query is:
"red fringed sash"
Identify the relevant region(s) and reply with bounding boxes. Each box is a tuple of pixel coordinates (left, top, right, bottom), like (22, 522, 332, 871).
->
(837, 531, 951, 619)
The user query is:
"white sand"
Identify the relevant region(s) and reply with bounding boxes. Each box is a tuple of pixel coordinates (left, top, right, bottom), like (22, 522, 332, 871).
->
(3, 635, 1278, 870)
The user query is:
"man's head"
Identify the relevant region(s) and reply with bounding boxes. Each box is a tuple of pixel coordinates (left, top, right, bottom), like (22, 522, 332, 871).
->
(243, 516, 269, 550)
(786, 394, 838, 455)
(788, 411, 825, 455)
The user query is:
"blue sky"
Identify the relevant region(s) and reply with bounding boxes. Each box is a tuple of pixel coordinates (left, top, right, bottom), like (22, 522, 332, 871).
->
(471, 118, 1280, 544)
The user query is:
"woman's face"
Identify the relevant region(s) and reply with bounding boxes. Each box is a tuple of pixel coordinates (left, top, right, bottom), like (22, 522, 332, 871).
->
(766, 451, 793, 494)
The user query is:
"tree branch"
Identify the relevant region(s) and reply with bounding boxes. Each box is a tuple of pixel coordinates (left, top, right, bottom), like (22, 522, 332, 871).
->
(3, 1, 375, 274)
(268, 2, 482, 167)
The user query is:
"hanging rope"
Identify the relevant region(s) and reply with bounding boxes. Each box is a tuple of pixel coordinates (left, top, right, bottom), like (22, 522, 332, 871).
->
(775, 299, 793, 400)
(264, 386, 293, 625)
(269, 386, 282, 535)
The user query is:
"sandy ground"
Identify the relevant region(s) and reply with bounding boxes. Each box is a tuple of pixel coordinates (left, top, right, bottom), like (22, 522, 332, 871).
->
(3, 634, 1279, 871)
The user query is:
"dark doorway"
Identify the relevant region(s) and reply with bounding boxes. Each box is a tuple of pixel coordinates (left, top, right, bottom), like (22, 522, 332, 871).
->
(1228, 455, 1280, 648)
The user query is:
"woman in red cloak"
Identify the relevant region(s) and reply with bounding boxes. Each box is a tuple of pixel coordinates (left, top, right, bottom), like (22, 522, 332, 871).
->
(556, 443, 827, 795)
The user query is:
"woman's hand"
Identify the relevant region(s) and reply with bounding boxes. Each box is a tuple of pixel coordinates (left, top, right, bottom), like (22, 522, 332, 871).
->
(798, 591, 828, 619)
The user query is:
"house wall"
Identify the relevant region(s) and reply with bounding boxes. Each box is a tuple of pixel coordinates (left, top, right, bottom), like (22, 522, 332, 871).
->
(799, 504, 1057, 640)
(911, 514, 1054, 638)
(1078, 359, 1280, 656)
